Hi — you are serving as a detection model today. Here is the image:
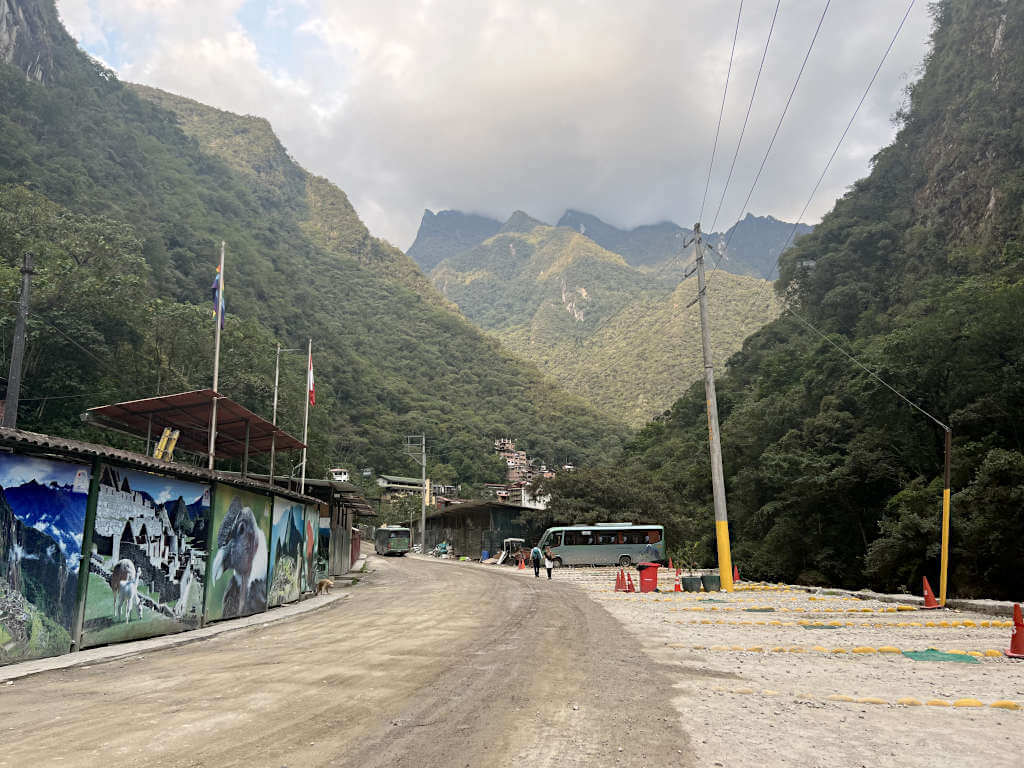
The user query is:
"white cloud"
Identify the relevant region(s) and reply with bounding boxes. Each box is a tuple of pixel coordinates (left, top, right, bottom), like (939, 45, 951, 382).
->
(57, 1, 933, 249)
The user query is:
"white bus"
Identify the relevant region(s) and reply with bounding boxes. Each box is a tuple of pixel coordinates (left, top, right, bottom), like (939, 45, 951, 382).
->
(537, 523, 665, 567)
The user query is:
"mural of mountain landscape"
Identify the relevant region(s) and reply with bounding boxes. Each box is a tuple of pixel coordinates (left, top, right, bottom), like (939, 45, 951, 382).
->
(206, 487, 270, 622)
(268, 497, 305, 607)
(81, 466, 210, 648)
(0, 454, 90, 663)
(300, 507, 318, 594)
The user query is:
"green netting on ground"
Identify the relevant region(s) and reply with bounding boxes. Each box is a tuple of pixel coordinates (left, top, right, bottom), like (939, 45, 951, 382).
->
(744, 608, 776, 612)
(799, 624, 841, 630)
(901, 649, 980, 664)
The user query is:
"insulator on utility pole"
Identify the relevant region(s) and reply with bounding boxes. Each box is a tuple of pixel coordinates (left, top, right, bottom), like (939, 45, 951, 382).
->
(692, 224, 734, 592)
(3, 253, 34, 430)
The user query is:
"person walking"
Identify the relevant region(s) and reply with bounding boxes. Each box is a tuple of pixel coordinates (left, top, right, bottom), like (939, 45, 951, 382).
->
(530, 544, 543, 577)
(544, 546, 554, 579)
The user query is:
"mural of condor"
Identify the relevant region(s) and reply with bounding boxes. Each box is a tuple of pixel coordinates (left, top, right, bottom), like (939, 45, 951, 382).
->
(81, 466, 210, 648)
(205, 486, 270, 622)
(0, 454, 89, 665)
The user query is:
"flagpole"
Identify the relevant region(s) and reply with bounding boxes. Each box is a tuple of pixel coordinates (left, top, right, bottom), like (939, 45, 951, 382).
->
(207, 241, 225, 470)
(300, 337, 311, 494)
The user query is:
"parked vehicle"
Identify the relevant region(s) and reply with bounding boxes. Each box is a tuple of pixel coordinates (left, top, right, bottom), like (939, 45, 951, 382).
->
(374, 525, 411, 556)
(501, 537, 526, 565)
(537, 523, 665, 567)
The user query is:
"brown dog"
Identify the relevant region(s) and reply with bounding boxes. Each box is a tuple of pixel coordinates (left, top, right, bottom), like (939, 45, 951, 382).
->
(315, 578, 334, 595)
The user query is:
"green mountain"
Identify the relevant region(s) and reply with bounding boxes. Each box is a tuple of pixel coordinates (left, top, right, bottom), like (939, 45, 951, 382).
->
(0, 0, 628, 483)
(539, 0, 1024, 599)
(406, 209, 501, 272)
(409, 208, 812, 280)
(431, 217, 780, 425)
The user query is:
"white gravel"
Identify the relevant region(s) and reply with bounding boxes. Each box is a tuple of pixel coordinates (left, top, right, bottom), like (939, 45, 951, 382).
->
(557, 566, 1023, 768)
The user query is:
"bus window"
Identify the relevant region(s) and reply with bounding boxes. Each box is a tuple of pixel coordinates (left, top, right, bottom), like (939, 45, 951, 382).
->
(622, 531, 644, 545)
(564, 530, 594, 545)
(547, 531, 563, 546)
(596, 532, 619, 545)
(640, 529, 661, 543)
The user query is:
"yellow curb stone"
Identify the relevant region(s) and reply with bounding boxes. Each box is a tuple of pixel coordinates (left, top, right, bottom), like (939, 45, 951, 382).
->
(852, 647, 877, 654)
(857, 697, 888, 705)
(733, 687, 755, 695)
(953, 698, 984, 708)
(990, 701, 1021, 711)
(897, 697, 923, 706)
(827, 694, 855, 702)
(984, 649, 1003, 657)
(878, 646, 901, 654)
(926, 699, 950, 707)
(832, 648, 848, 654)
(762, 689, 780, 696)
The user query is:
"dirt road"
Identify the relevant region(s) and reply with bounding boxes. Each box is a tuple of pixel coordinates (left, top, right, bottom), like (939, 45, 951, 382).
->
(0, 555, 690, 768)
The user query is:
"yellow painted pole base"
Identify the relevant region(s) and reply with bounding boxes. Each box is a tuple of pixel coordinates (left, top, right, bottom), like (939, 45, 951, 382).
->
(716, 519, 734, 592)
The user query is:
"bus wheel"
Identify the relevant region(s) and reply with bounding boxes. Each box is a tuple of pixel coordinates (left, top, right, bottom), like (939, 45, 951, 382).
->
(553, 558, 564, 569)
(618, 555, 632, 568)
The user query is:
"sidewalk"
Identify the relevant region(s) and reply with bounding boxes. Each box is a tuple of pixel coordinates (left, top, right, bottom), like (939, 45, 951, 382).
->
(0, 591, 349, 684)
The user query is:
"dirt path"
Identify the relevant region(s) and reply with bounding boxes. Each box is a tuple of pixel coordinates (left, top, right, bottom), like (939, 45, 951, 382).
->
(0, 555, 691, 768)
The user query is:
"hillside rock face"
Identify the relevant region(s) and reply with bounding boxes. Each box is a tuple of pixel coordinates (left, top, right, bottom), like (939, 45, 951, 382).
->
(0, 0, 67, 83)
(406, 209, 501, 272)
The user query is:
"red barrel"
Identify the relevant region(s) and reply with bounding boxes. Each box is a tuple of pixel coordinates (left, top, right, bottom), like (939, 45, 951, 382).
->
(637, 562, 660, 593)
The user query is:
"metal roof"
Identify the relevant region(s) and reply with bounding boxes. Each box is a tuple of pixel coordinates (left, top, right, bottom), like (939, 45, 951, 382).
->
(0, 427, 320, 505)
(83, 389, 305, 459)
(427, 499, 534, 519)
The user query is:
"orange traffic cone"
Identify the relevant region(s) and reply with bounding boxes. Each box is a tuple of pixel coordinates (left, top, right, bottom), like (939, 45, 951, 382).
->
(1005, 603, 1024, 659)
(518, 555, 526, 571)
(922, 576, 940, 609)
(733, 564, 740, 583)
(669, 558, 674, 571)
(673, 568, 682, 592)
(626, 572, 636, 593)
(614, 569, 625, 592)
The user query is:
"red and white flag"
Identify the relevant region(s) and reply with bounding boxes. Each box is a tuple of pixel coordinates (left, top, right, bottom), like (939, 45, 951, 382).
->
(307, 350, 316, 407)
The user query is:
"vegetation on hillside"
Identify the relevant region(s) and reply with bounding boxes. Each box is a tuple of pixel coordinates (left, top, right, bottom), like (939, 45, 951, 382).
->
(537, 0, 1024, 599)
(0, 0, 629, 484)
(431, 219, 780, 425)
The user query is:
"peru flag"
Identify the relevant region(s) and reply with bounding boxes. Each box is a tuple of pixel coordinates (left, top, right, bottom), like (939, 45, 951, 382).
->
(307, 350, 315, 407)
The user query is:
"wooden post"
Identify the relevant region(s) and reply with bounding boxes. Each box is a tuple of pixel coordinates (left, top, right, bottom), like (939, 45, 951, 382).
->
(70, 457, 102, 651)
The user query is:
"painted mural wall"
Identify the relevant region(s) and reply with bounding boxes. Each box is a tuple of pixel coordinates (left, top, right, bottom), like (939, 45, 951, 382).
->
(300, 505, 318, 592)
(268, 497, 304, 607)
(205, 485, 270, 622)
(0, 454, 89, 664)
(81, 466, 210, 648)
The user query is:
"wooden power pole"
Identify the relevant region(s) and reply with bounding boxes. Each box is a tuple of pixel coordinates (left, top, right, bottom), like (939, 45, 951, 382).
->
(3, 253, 34, 429)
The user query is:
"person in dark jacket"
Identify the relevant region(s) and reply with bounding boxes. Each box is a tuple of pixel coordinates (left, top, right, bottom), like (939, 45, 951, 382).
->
(530, 544, 543, 577)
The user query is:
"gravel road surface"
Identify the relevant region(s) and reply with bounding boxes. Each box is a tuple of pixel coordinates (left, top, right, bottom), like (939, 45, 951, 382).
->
(0, 555, 691, 768)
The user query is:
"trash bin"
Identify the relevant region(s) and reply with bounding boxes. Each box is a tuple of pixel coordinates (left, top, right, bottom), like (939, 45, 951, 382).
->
(637, 562, 660, 593)
(481, 549, 490, 561)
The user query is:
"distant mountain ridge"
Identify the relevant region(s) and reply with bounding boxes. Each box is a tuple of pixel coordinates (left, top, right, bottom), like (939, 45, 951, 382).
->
(408, 208, 812, 279)
(428, 212, 780, 424)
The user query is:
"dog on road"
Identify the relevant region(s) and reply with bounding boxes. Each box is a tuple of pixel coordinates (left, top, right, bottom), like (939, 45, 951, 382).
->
(315, 578, 333, 595)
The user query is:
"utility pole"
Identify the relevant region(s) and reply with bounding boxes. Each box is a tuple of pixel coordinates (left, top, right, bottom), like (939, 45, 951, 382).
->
(690, 223, 734, 591)
(404, 435, 427, 552)
(3, 253, 34, 429)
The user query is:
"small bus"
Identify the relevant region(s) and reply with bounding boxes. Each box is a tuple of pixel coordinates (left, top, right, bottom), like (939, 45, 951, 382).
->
(374, 526, 411, 556)
(537, 523, 665, 567)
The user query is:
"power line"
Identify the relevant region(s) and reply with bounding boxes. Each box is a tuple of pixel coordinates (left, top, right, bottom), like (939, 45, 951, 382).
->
(708, 0, 781, 235)
(720, 0, 831, 253)
(737, 0, 916, 324)
(699, 0, 744, 224)
(781, 300, 948, 431)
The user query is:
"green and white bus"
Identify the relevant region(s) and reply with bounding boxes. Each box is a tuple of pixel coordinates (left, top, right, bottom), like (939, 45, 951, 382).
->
(537, 523, 665, 567)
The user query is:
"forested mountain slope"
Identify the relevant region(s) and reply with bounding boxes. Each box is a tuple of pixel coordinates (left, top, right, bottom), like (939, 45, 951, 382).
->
(431, 215, 780, 425)
(0, 0, 628, 482)
(539, 0, 1024, 599)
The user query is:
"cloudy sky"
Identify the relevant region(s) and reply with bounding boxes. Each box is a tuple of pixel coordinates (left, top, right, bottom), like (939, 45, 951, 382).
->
(56, 1, 933, 250)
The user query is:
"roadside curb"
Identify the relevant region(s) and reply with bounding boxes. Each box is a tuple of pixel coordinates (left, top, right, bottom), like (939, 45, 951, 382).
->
(0, 591, 350, 684)
(816, 588, 1017, 617)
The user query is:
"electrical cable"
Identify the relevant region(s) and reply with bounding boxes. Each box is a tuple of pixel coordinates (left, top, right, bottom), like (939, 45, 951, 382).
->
(699, 0, 744, 224)
(708, 0, 782, 235)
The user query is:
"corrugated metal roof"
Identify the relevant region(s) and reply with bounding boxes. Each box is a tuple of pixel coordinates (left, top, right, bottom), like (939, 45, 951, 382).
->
(0, 427, 320, 505)
(84, 389, 305, 458)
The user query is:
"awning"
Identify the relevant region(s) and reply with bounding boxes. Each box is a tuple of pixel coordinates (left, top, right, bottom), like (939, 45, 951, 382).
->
(83, 389, 304, 459)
